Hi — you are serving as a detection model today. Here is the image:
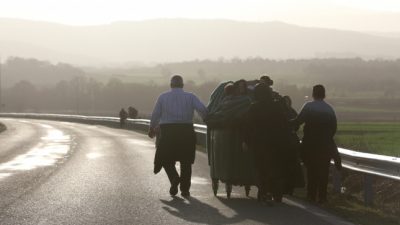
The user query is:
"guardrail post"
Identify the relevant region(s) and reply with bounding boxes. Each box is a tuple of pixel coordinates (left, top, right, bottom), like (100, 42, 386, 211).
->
(332, 167, 341, 193)
(363, 174, 374, 206)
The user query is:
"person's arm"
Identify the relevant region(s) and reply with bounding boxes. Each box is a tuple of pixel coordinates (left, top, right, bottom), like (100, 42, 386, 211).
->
(290, 102, 308, 129)
(333, 110, 337, 134)
(330, 106, 338, 137)
(192, 95, 208, 120)
(331, 140, 342, 170)
(149, 96, 162, 138)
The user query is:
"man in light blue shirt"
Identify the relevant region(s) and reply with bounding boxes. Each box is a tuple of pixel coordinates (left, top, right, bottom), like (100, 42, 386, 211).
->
(148, 75, 207, 197)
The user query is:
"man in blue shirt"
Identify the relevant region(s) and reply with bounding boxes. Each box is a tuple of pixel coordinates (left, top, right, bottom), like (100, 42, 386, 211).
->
(293, 84, 340, 203)
(148, 75, 208, 197)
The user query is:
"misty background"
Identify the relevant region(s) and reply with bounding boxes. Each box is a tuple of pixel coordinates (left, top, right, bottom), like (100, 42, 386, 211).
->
(0, 17, 399, 122)
(1, 18, 400, 66)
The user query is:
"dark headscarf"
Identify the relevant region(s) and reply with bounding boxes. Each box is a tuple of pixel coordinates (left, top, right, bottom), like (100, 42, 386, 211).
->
(254, 83, 272, 102)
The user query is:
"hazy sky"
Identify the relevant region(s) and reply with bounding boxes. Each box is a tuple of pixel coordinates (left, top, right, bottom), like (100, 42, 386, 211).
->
(1, 0, 400, 31)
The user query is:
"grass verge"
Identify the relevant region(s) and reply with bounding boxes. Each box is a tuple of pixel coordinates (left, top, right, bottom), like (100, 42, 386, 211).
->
(293, 171, 400, 225)
(319, 193, 400, 225)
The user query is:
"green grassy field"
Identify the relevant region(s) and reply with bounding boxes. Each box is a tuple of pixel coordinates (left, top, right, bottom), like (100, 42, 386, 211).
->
(335, 106, 400, 114)
(335, 122, 400, 157)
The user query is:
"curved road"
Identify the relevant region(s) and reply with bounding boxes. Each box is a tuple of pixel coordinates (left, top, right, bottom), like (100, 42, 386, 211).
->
(0, 118, 352, 225)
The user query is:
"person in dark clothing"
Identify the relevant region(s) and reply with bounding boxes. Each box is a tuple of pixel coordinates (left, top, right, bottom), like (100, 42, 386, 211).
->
(281, 95, 305, 195)
(259, 75, 273, 86)
(259, 75, 281, 101)
(283, 96, 298, 120)
(244, 83, 288, 203)
(224, 83, 236, 97)
(234, 79, 248, 96)
(119, 108, 128, 127)
(292, 84, 341, 203)
(148, 75, 208, 197)
(283, 95, 300, 146)
(128, 106, 138, 119)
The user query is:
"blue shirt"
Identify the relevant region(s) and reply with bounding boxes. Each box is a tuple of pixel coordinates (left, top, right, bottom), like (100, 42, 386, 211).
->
(150, 88, 208, 128)
(297, 100, 336, 123)
(296, 100, 337, 141)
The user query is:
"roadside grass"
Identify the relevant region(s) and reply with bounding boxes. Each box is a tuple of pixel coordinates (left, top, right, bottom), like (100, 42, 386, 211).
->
(335, 122, 400, 157)
(293, 173, 400, 225)
(319, 192, 400, 225)
(317, 122, 400, 224)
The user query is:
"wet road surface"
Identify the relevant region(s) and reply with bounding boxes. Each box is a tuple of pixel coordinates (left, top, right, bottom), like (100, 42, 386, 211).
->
(0, 118, 352, 225)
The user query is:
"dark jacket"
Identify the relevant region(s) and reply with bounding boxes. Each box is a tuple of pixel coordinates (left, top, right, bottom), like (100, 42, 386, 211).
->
(244, 99, 289, 174)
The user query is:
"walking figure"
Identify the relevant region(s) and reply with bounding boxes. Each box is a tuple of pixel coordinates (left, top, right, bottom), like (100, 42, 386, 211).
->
(119, 108, 128, 128)
(148, 75, 208, 197)
(292, 84, 341, 203)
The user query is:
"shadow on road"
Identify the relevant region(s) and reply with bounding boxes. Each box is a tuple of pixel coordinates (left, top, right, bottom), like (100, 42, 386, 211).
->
(160, 197, 242, 224)
(216, 197, 332, 225)
(161, 196, 331, 225)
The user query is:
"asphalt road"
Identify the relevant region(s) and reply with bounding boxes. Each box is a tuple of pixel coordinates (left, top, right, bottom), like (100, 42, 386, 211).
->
(0, 118, 353, 225)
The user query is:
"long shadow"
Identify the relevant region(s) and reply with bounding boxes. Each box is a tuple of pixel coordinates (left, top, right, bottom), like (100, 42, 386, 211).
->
(216, 197, 332, 225)
(160, 196, 242, 225)
(160, 195, 333, 225)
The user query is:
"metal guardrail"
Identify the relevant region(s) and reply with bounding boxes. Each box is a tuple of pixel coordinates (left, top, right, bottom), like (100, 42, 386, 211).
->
(0, 112, 208, 148)
(339, 148, 400, 181)
(1, 113, 399, 205)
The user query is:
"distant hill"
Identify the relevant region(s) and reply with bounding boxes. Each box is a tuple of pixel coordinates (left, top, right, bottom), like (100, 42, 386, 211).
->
(1, 18, 400, 65)
(1, 57, 85, 87)
(367, 31, 400, 38)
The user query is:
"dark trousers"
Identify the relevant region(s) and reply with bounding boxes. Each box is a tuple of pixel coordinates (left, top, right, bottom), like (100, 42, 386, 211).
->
(163, 162, 192, 192)
(306, 157, 330, 202)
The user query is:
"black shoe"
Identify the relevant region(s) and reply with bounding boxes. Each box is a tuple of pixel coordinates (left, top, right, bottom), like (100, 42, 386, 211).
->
(181, 191, 190, 198)
(169, 178, 180, 196)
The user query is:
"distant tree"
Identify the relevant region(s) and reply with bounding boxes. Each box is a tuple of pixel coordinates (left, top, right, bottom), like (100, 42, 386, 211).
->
(7, 80, 37, 111)
(160, 66, 172, 77)
(197, 68, 206, 79)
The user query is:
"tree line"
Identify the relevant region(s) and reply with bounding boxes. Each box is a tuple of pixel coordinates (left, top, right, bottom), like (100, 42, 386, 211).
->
(1, 57, 399, 120)
(2, 76, 311, 116)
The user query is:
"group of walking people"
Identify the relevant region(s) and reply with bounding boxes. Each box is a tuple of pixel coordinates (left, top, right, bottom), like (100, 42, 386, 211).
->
(148, 74, 341, 204)
(241, 77, 341, 203)
(119, 106, 138, 127)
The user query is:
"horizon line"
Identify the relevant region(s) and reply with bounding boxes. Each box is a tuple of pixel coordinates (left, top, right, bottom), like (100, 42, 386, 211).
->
(1, 16, 400, 34)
